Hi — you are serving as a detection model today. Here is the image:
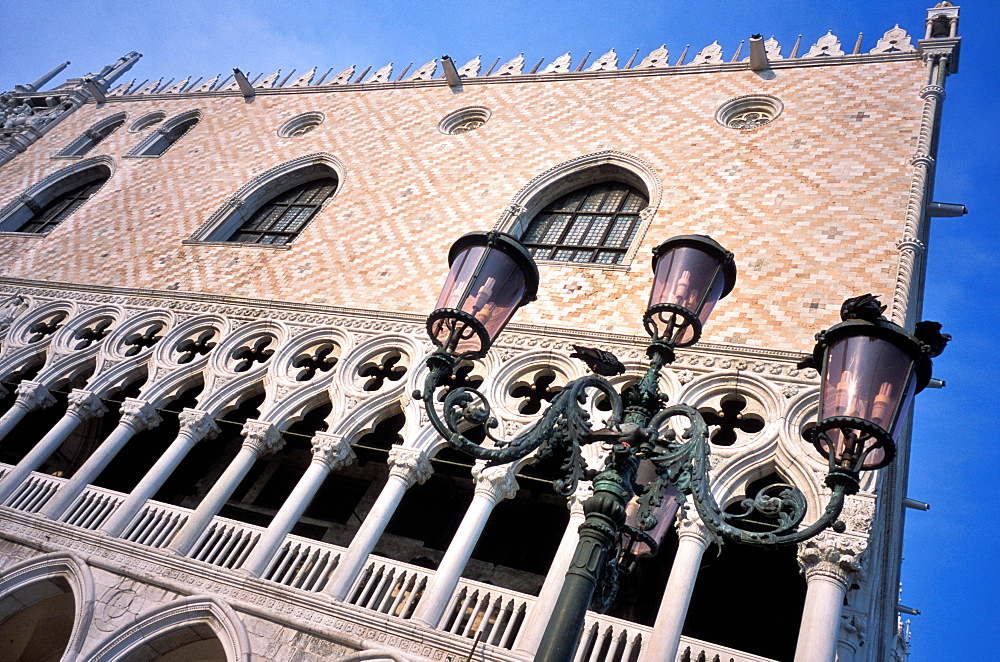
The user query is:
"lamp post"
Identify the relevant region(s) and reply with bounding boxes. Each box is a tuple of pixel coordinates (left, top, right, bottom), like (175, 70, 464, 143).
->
(415, 231, 946, 662)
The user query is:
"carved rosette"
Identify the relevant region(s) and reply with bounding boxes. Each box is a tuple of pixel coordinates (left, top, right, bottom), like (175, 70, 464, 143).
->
(387, 446, 433, 487)
(472, 461, 519, 502)
(178, 409, 221, 442)
(797, 531, 869, 587)
(118, 398, 162, 432)
(66, 390, 109, 421)
(311, 432, 356, 472)
(240, 419, 285, 456)
(13, 381, 56, 412)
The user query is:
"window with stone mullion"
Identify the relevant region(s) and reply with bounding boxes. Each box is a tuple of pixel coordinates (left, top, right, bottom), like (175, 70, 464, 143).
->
(226, 177, 337, 245)
(520, 182, 646, 265)
(18, 181, 103, 233)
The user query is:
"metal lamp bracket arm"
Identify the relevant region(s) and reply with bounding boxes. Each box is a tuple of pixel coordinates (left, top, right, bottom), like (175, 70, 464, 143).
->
(645, 404, 851, 548)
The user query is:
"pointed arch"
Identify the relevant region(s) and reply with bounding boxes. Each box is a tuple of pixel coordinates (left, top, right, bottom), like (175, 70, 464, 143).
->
(86, 595, 251, 662)
(126, 109, 202, 158)
(0, 156, 114, 234)
(498, 150, 661, 266)
(56, 111, 127, 157)
(0, 551, 95, 662)
(189, 152, 346, 245)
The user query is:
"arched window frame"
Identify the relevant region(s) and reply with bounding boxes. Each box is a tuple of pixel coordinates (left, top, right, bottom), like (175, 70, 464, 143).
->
(187, 153, 346, 248)
(0, 157, 114, 236)
(54, 112, 127, 158)
(498, 151, 662, 269)
(125, 108, 201, 158)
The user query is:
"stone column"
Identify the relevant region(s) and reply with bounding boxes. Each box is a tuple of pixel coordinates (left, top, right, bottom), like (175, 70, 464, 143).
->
(640, 503, 713, 662)
(240, 432, 356, 576)
(40, 398, 162, 520)
(167, 419, 285, 556)
(513, 482, 593, 655)
(0, 389, 107, 504)
(325, 445, 433, 600)
(100, 409, 220, 537)
(794, 532, 868, 662)
(0, 381, 57, 443)
(410, 462, 519, 628)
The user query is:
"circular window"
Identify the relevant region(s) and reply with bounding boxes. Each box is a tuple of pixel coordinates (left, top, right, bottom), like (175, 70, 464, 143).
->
(439, 106, 491, 135)
(129, 112, 166, 133)
(716, 95, 783, 130)
(278, 112, 325, 138)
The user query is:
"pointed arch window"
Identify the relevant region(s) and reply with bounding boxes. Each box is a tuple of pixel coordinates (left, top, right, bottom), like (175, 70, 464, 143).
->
(519, 182, 648, 265)
(0, 161, 111, 235)
(127, 110, 201, 157)
(57, 113, 126, 157)
(225, 176, 338, 245)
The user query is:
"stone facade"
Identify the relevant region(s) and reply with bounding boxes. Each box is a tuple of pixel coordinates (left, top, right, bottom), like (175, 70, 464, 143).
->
(0, 8, 961, 662)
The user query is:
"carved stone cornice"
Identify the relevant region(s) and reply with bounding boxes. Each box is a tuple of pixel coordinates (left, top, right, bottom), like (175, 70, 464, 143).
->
(66, 389, 109, 421)
(118, 398, 162, 432)
(311, 432, 356, 472)
(387, 446, 432, 487)
(178, 409, 221, 442)
(240, 419, 284, 456)
(472, 462, 519, 502)
(797, 531, 868, 587)
(13, 381, 56, 412)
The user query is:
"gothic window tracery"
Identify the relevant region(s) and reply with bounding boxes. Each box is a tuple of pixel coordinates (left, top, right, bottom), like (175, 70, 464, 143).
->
(126, 110, 200, 157)
(6, 166, 112, 235)
(225, 177, 338, 245)
(519, 182, 647, 265)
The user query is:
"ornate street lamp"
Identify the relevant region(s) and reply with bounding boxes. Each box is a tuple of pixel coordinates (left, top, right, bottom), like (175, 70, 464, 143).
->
(415, 233, 946, 662)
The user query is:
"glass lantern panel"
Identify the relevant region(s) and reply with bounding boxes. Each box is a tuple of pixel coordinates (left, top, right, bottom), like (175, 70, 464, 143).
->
(819, 334, 917, 467)
(649, 245, 727, 344)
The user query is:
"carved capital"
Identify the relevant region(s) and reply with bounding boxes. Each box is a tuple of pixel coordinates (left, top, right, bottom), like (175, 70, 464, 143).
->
(240, 419, 284, 456)
(13, 381, 56, 412)
(66, 389, 108, 421)
(311, 432, 356, 472)
(896, 237, 926, 254)
(119, 398, 162, 432)
(472, 461, 519, 502)
(797, 531, 868, 586)
(387, 446, 432, 487)
(920, 84, 946, 100)
(178, 409, 220, 441)
(675, 499, 712, 545)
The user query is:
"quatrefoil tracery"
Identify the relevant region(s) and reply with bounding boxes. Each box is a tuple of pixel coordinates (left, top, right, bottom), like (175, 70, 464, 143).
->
(27, 311, 68, 343)
(73, 318, 114, 350)
(174, 329, 218, 364)
(699, 394, 765, 446)
(292, 342, 339, 381)
(231, 335, 277, 373)
(358, 350, 408, 392)
(123, 323, 165, 357)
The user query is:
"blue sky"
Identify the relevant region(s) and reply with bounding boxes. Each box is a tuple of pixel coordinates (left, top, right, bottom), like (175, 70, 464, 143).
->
(2, 1, 998, 659)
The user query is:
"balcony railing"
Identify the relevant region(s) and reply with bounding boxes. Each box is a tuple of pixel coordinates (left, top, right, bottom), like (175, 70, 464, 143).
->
(0, 463, 777, 662)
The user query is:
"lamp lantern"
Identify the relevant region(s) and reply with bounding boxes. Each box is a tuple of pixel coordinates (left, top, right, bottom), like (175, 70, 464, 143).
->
(644, 235, 737, 347)
(427, 231, 539, 360)
(807, 318, 932, 474)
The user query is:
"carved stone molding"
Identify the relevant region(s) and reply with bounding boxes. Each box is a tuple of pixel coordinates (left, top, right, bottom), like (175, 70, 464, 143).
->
(66, 389, 109, 421)
(675, 500, 712, 545)
(240, 419, 285, 456)
(472, 462, 519, 502)
(797, 531, 868, 586)
(311, 432, 356, 472)
(178, 409, 221, 442)
(119, 398, 163, 432)
(387, 446, 433, 487)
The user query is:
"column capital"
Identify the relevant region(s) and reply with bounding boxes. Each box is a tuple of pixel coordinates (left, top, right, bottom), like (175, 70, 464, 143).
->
(178, 409, 221, 442)
(66, 389, 109, 421)
(387, 446, 432, 487)
(241, 419, 285, 456)
(311, 432, 356, 472)
(119, 398, 162, 432)
(472, 461, 519, 502)
(674, 499, 712, 545)
(14, 381, 57, 412)
(797, 531, 868, 587)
